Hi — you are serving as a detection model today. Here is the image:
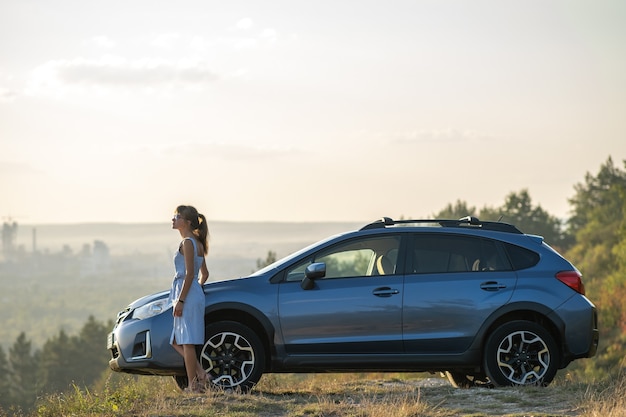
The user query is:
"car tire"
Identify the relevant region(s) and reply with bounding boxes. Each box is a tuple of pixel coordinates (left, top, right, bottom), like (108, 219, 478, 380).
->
(200, 320, 265, 393)
(483, 320, 558, 387)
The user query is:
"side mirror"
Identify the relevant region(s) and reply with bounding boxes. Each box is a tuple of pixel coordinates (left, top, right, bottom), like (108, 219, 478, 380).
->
(301, 262, 326, 290)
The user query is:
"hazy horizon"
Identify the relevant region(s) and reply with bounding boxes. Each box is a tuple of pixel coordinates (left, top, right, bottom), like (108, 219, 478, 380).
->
(8, 220, 363, 258)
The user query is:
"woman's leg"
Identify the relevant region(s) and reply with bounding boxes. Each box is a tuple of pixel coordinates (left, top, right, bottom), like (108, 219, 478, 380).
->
(183, 345, 207, 391)
(172, 339, 205, 389)
(171, 341, 185, 356)
(182, 344, 200, 390)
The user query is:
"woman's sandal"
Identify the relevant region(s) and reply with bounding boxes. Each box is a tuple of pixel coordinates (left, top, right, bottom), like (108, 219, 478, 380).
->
(184, 380, 205, 394)
(196, 371, 214, 390)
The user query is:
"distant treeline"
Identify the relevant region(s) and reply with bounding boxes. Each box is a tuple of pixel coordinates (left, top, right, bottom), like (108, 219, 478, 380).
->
(0, 316, 112, 413)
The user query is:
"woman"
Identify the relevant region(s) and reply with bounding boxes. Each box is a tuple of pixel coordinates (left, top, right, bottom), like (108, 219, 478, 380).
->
(170, 204, 210, 392)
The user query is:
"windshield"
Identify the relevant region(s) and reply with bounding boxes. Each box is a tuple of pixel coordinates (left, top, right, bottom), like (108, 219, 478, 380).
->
(249, 233, 345, 277)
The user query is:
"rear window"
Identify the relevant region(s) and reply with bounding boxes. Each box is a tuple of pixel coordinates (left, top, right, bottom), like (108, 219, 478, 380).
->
(411, 234, 511, 274)
(503, 243, 540, 270)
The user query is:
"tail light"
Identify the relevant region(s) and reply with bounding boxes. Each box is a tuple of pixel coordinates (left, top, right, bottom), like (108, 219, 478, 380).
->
(556, 270, 585, 295)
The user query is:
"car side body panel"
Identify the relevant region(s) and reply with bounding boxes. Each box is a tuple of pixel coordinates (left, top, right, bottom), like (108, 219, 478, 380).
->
(402, 270, 518, 353)
(277, 274, 404, 355)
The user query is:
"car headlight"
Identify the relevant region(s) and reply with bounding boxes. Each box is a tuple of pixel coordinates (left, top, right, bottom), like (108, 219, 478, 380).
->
(133, 298, 171, 320)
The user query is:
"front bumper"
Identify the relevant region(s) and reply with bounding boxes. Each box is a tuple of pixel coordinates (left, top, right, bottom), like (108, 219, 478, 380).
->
(108, 306, 185, 376)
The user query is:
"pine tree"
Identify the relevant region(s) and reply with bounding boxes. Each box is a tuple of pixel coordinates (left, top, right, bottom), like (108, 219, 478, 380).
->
(8, 332, 40, 411)
(41, 329, 78, 393)
(480, 189, 566, 249)
(432, 199, 478, 219)
(73, 315, 111, 386)
(0, 346, 12, 411)
(566, 157, 626, 285)
(432, 191, 566, 249)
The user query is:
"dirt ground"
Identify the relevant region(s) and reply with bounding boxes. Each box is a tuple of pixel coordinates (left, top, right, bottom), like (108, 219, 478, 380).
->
(390, 377, 583, 416)
(172, 376, 586, 417)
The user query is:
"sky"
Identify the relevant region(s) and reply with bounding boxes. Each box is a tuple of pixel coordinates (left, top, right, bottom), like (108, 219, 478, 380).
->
(1, 0, 625, 224)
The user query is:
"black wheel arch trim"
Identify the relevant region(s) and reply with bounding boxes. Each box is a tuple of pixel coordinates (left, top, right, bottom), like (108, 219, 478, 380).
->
(203, 302, 277, 369)
(469, 301, 568, 367)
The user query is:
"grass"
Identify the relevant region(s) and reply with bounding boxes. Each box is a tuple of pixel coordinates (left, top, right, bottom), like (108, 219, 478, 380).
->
(27, 371, 626, 417)
(577, 372, 626, 417)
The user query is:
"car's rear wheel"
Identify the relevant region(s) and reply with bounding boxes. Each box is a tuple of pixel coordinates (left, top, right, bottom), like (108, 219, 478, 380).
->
(199, 321, 265, 392)
(484, 320, 558, 387)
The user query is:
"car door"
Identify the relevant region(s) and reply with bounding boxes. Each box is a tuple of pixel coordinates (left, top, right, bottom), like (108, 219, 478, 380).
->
(278, 235, 404, 355)
(402, 233, 517, 353)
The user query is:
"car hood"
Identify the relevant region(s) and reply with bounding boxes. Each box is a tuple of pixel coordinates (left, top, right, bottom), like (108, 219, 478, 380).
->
(128, 289, 170, 309)
(127, 276, 255, 309)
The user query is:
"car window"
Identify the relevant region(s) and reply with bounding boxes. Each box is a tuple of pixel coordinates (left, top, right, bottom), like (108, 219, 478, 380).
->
(502, 242, 540, 270)
(285, 236, 401, 282)
(411, 234, 511, 274)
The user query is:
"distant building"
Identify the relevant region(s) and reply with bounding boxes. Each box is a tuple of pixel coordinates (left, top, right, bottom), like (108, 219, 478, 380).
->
(1, 219, 18, 262)
(80, 240, 111, 277)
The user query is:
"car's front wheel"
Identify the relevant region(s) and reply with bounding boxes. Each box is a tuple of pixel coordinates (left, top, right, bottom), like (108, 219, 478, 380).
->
(483, 320, 558, 387)
(199, 321, 265, 392)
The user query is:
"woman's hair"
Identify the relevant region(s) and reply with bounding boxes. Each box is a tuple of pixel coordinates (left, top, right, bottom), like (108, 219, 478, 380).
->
(176, 205, 209, 254)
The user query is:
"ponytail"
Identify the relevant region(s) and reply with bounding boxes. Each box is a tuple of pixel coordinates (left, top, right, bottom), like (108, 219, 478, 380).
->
(196, 213, 209, 255)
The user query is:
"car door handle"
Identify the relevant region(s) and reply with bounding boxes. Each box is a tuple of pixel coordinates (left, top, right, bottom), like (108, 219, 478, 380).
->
(372, 287, 400, 297)
(480, 281, 507, 291)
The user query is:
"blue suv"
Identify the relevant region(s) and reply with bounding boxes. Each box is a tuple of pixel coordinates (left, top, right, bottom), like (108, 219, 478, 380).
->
(108, 217, 598, 390)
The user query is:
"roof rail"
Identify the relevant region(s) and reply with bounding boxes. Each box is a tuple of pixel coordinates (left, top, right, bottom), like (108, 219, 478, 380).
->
(360, 216, 523, 234)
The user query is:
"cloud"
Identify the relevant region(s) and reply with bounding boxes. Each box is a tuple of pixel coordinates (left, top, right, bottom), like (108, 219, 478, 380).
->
(234, 37, 259, 49)
(144, 29, 284, 53)
(0, 87, 18, 102)
(26, 55, 219, 95)
(260, 28, 278, 42)
(235, 18, 254, 30)
(230, 28, 279, 49)
(84, 36, 116, 49)
(0, 72, 18, 102)
(22, 22, 296, 97)
(227, 18, 284, 49)
(150, 33, 182, 49)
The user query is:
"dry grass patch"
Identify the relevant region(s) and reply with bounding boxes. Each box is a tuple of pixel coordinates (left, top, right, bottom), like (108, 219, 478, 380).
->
(32, 371, 626, 417)
(577, 372, 626, 417)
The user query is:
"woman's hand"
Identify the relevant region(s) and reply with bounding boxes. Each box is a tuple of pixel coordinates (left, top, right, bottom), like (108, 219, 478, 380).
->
(174, 300, 184, 317)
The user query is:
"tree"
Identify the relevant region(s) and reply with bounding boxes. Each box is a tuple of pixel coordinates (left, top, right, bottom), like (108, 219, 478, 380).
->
(73, 316, 112, 386)
(432, 200, 477, 219)
(567, 157, 626, 235)
(565, 157, 626, 378)
(566, 158, 626, 285)
(41, 329, 79, 393)
(8, 332, 40, 411)
(39, 316, 112, 395)
(0, 346, 11, 411)
(433, 191, 566, 249)
(256, 250, 277, 270)
(480, 190, 567, 249)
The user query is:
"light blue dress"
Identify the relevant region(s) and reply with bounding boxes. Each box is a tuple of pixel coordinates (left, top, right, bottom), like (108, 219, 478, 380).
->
(169, 237, 205, 345)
